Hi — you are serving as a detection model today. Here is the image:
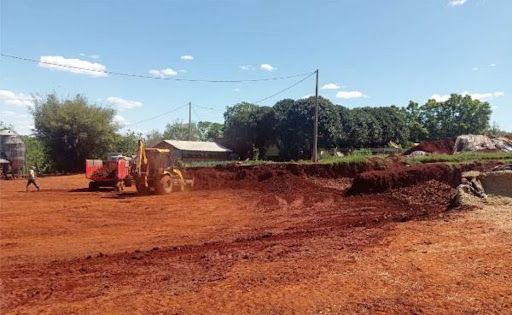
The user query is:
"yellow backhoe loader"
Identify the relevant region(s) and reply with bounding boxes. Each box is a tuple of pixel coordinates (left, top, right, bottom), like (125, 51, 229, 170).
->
(132, 140, 194, 194)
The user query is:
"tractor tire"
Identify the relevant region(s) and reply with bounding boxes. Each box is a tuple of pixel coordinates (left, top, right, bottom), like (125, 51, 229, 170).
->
(88, 181, 97, 191)
(135, 182, 149, 194)
(156, 175, 173, 195)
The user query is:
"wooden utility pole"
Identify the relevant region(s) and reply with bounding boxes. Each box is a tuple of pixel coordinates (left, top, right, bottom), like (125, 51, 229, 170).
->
(188, 101, 192, 140)
(312, 69, 319, 162)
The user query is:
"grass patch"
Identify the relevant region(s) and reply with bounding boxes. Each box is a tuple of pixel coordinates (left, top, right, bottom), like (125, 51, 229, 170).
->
(406, 151, 512, 164)
(184, 151, 512, 168)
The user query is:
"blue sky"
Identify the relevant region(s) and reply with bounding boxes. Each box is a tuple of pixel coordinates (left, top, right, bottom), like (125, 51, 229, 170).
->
(1, 0, 511, 135)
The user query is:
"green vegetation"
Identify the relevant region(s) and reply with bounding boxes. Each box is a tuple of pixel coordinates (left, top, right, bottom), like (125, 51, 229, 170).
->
(162, 120, 224, 142)
(405, 151, 512, 164)
(21, 136, 53, 173)
(7, 92, 503, 173)
(32, 94, 119, 172)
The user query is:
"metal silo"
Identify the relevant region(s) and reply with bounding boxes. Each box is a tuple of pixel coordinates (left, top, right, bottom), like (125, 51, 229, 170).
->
(0, 129, 26, 177)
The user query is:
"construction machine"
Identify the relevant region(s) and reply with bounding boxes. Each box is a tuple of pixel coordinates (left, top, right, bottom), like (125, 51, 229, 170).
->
(132, 139, 194, 194)
(85, 155, 132, 191)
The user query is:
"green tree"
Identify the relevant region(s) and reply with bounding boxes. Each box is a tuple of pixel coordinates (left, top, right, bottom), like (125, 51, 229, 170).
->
(340, 108, 382, 148)
(362, 106, 410, 146)
(405, 101, 429, 142)
(422, 94, 492, 139)
(113, 130, 143, 156)
(162, 120, 201, 140)
(197, 121, 224, 141)
(274, 96, 341, 160)
(21, 136, 53, 173)
(223, 102, 275, 159)
(32, 94, 118, 172)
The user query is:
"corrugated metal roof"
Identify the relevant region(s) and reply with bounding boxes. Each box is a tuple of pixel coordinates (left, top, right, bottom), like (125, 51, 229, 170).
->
(159, 140, 231, 152)
(0, 129, 19, 136)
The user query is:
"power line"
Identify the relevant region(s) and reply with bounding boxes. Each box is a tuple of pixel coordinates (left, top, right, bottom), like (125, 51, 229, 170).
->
(253, 71, 316, 104)
(0, 53, 315, 83)
(126, 103, 189, 127)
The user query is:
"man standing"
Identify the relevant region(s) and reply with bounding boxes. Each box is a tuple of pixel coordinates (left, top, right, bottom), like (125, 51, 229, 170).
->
(26, 167, 40, 192)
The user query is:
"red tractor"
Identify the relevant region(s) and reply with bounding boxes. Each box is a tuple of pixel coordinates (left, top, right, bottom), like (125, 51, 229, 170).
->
(85, 157, 132, 191)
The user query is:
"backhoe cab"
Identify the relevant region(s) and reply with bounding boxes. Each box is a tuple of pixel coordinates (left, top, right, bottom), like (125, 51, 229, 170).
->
(132, 139, 194, 194)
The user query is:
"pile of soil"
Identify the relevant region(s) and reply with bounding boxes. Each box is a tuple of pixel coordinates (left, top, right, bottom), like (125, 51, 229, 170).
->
(405, 137, 456, 155)
(191, 156, 405, 190)
(385, 180, 455, 213)
(347, 161, 501, 195)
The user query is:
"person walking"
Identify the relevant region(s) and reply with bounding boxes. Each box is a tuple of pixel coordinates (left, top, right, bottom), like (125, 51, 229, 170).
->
(26, 167, 40, 192)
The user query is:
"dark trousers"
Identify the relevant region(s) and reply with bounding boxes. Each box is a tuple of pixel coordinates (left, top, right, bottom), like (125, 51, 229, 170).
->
(26, 178, 40, 191)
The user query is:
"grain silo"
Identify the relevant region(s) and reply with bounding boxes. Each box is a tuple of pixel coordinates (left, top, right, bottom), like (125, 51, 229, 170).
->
(0, 129, 26, 177)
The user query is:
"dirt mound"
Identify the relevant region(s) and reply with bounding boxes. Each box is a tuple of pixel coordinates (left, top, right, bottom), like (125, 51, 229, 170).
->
(385, 180, 455, 213)
(191, 157, 405, 190)
(405, 137, 456, 155)
(347, 162, 500, 195)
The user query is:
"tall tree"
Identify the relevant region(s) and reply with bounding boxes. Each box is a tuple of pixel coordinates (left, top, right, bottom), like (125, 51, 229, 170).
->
(362, 106, 410, 146)
(162, 120, 201, 141)
(32, 94, 118, 172)
(422, 94, 492, 139)
(21, 136, 53, 173)
(223, 102, 275, 159)
(405, 101, 429, 142)
(274, 96, 341, 160)
(113, 130, 143, 156)
(197, 121, 224, 141)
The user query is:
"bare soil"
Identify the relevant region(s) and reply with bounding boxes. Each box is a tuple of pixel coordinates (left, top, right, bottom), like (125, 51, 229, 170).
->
(1, 166, 511, 314)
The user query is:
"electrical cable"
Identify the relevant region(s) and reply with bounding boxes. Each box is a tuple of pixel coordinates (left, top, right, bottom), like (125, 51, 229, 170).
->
(127, 103, 188, 127)
(253, 71, 316, 104)
(0, 53, 315, 83)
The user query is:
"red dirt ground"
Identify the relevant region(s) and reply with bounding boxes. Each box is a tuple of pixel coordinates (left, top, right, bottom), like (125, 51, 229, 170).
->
(1, 166, 511, 314)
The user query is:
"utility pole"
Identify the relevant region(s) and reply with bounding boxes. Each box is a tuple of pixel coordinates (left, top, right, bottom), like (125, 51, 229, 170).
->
(312, 69, 319, 162)
(188, 101, 192, 141)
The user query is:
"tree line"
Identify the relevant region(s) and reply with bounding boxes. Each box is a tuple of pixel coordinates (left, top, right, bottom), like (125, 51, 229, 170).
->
(4, 92, 498, 172)
(222, 94, 493, 160)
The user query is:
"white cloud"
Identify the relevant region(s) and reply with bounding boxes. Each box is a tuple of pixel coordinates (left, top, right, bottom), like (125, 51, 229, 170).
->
(461, 91, 504, 101)
(430, 94, 451, 102)
(260, 64, 276, 72)
(106, 96, 143, 111)
(449, 0, 467, 6)
(0, 89, 39, 107)
(472, 66, 479, 71)
(178, 69, 187, 73)
(430, 91, 504, 102)
(39, 55, 107, 77)
(301, 94, 313, 99)
(113, 114, 128, 126)
(240, 64, 255, 71)
(321, 83, 341, 90)
(149, 68, 178, 78)
(489, 63, 496, 67)
(336, 90, 367, 99)
(233, 88, 241, 92)
(180, 55, 194, 61)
